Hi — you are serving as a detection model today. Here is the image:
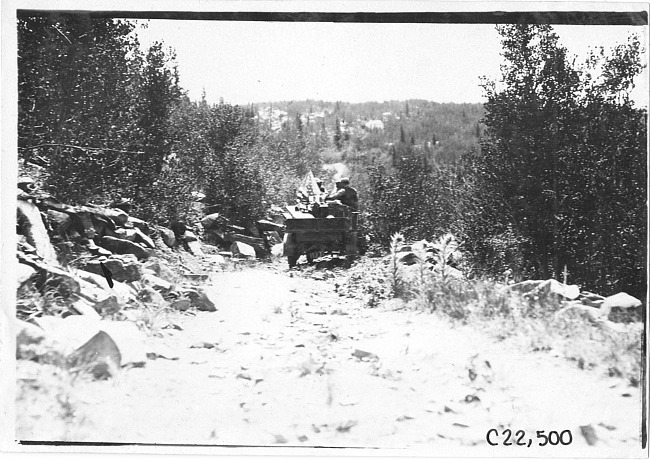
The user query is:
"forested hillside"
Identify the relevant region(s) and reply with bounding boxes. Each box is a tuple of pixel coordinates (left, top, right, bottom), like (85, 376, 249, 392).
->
(17, 14, 646, 299)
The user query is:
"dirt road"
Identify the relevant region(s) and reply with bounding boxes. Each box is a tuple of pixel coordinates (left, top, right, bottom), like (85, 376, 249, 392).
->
(16, 264, 644, 456)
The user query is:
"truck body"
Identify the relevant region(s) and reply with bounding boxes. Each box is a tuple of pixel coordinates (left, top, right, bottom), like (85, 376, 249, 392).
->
(282, 202, 359, 267)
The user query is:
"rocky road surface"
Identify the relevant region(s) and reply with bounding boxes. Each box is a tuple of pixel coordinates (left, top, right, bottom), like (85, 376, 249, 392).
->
(16, 264, 644, 456)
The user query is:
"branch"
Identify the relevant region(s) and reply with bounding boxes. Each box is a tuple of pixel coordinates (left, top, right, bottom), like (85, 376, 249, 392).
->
(19, 143, 144, 155)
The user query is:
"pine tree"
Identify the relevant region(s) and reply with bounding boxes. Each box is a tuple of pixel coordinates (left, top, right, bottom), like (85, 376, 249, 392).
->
(334, 116, 342, 150)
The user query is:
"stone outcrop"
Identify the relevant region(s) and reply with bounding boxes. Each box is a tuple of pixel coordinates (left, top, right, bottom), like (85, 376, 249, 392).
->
(80, 256, 143, 283)
(97, 235, 151, 260)
(17, 200, 58, 264)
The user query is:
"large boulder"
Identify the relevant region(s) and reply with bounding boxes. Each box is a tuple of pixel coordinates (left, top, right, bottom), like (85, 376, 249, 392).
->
(178, 287, 216, 312)
(170, 221, 187, 239)
(94, 207, 129, 227)
(114, 228, 138, 241)
(183, 230, 198, 242)
(33, 316, 147, 376)
(134, 228, 156, 249)
(46, 209, 72, 238)
(507, 279, 580, 301)
(97, 236, 150, 260)
(185, 240, 205, 257)
(201, 213, 228, 230)
(601, 292, 643, 322)
(17, 199, 58, 264)
(157, 226, 176, 248)
(126, 216, 150, 235)
(76, 270, 137, 304)
(80, 256, 143, 283)
(67, 330, 121, 380)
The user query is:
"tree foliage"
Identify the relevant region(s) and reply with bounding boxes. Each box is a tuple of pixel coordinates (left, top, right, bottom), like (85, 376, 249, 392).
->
(462, 25, 646, 298)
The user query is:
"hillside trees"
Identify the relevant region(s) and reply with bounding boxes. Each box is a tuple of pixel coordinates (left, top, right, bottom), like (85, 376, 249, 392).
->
(18, 14, 143, 203)
(463, 25, 646, 297)
(17, 13, 182, 216)
(130, 41, 182, 207)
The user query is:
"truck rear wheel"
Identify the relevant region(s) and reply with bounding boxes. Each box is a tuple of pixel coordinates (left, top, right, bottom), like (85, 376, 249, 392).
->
(284, 233, 300, 268)
(287, 254, 299, 268)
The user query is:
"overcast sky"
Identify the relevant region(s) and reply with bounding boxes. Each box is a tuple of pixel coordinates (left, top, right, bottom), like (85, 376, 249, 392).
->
(134, 20, 648, 107)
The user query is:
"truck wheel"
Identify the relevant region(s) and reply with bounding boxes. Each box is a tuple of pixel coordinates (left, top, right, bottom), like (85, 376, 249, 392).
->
(284, 233, 299, 268)
(287, 254, 299, 268)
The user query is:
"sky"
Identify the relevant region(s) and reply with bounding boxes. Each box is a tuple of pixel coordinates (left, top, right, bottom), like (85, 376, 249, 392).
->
(135, 20, 649, 107)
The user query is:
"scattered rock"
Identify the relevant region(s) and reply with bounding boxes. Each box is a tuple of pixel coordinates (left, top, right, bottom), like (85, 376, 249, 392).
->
(171, 298, 192, 311)
(170, 221, 187, 239)
(205, 254, 226, 266)
(142, 273, 174, 293)
(133, 227, 156, 249)
(46, 209, 72, 238)
(114, 228, 138, 241)
(69, 298, 102, 318)
(143, 259, 176, 280)
(183, 288, 216, 312)
(182, 231, 198, 242)
(230, 241, 256, 259)
(352, 349, 378, 360)
(201, 213, 228, 230)
(601, 292, 641, 314)
(75, 270, 137, 304)
(580, 424, 598, 446)
(138, 286, 167, 307)
(336, 420, 358, 433)
(602, 293, 644, 323)
(97, 236, 150, 260)
(97, 207, 129, 226)
(185, 240, 205, 257)
(158, 226, 176, 248)
(24, 259, 82, 297)
(190, 342, 217, 349)
(126, 216, 150, 235)
(92, 295, 121, 315)
(80, 256, 143, 283)
(67, 330, 121, 380)
(508, 279, 580, 301)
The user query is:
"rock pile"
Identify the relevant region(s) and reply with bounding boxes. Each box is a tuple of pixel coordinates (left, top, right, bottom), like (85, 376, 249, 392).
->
(15, 179, 224, 379)
(392, 235, 644, 325)
(199, 212, 286, 260)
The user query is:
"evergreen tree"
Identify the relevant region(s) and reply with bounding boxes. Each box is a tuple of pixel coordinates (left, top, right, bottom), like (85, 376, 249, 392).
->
(334, 116, 342, 150)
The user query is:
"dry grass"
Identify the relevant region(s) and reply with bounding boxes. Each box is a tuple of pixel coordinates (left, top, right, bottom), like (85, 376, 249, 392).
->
(341, 237, 643, 385)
